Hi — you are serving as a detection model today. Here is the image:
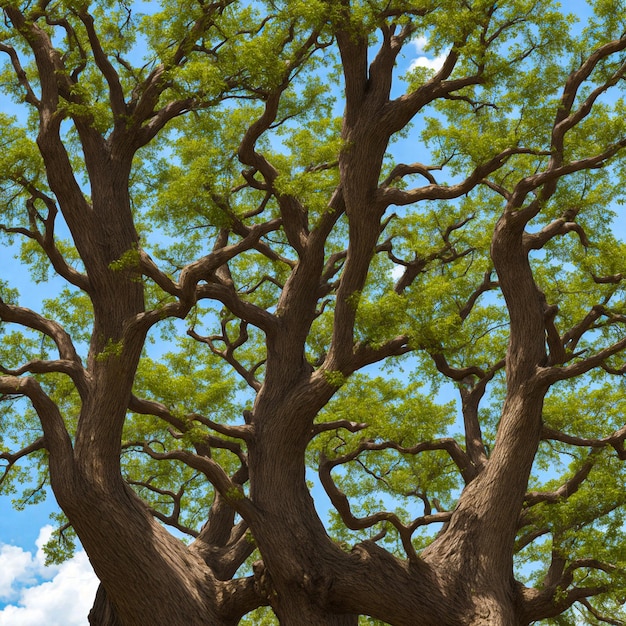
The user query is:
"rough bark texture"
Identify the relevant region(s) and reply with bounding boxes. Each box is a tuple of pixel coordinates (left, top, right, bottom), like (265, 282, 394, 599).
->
(1, 2, 626, 625)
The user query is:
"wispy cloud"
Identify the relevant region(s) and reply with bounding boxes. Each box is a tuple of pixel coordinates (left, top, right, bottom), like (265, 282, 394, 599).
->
(408, 36, 448, 73)
(0, 527, 98, 625)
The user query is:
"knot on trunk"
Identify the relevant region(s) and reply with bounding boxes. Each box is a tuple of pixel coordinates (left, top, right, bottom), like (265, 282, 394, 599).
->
(253, 560, 275, 601)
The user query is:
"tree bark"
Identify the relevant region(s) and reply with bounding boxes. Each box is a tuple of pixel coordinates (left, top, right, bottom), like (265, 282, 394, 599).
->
(88, 586, 123, 626)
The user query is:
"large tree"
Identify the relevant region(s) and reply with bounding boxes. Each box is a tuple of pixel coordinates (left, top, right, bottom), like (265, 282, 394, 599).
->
(2, 0, 626, 623)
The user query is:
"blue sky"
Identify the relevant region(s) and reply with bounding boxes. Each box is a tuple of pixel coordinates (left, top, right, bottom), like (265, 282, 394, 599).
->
(0, 3, 624, 623)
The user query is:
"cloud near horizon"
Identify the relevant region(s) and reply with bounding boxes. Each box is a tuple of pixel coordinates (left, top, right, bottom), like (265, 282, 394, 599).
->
(0, 526, 98, 625)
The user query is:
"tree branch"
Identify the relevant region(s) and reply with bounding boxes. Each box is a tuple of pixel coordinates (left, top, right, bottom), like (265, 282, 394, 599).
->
(319, 453, 451, 561)
(140, 443, 255, 520)
(0, 376, 73, 463)
(379, 148, 540, 208)
(524, 449, 599, 506)
(0, 437, 46, 485)
(0, 299, 89, 398)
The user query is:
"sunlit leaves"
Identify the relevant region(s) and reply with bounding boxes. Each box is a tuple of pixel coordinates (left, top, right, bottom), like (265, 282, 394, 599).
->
(3, 0, 626, 621)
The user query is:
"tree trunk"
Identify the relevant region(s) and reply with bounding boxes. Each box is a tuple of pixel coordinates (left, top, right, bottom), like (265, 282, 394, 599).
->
(88, 586, 123, 626)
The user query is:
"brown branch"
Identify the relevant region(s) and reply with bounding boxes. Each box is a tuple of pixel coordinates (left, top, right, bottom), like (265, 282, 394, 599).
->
(458, 270, 499, 320)
(430, 352, 487, 382)
(195, 281, 277, 335)
(187, 322, 262, 392)
(177, 219, 282, 297)
(128, 395, 252, 444)
(0, 376, 73, 464)
(523, 217, 590, 251)
(511, 137, 626, 222)
(191, 502, 255, 581)
(0, 437, 46, 484)
(319, 453, 451, 561)
(2, 183, 89, 292)
(381, 162, 439, 187)
(538, 332, 626, 384)
(553, 37, 626, 148)
(311, 420, 368, 436)
(592, 273, 623, 285)
(126, 475, 199, 537)
(140, 443, 255, 520)
(0, 300, 89, 398)
(77, 10, 126, 118)
(25, 190, 91, 292)
(541, 425, 608, 448)
(321, 435, 472, 500)
(349, 336, 412, 371)
(379, 147, 540, 208)
(186, 412, 252, 443)
(541, 423, 626, 460)
(0, 43, 40, 107)
(515, 526, 550, 552)
(524, 449, 599, 506)
(561, 305, 605, 354)
(217, 575, 268, 624)
(236, 26, 326, 254)
(579, 598, 624, 626)
(137, 228, 281, 335)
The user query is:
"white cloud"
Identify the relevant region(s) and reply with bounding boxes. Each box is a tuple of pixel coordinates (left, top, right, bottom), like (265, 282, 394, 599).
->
(391, 264, 404, 281)
(0, 527, 99, 626)
(408, 36, 448, 73)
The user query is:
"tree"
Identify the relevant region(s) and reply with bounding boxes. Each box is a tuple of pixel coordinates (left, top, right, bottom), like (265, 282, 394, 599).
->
(1, 0, 626, 623)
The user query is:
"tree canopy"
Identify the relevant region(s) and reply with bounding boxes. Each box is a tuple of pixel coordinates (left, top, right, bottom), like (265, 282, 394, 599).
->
(2, 0, 626, 624)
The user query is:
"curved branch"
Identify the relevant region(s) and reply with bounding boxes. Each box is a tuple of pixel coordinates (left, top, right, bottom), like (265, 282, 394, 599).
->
(311, 420, 368, 436)
(523, 217, 590, 251)
(0, 437, 46, 485)
(579, 597, 624, 625)
(319, 453, 451, 561)
(541, 424, 626, 461)
(0, 300, 89, 398)
(0, 42, 39, 107)
(128, 395, 252, 444)
(78, 10, 126, 118)
(177, 219, 282, 296)
(126, 476, 200, 537)
(141, 443, 255, 520)
(458, 270, 499, 320)
(524, 449, 599, 506)
(187, 323, 262, 392)
(379, 147, 541, 208)
(553, 37, 626, 147)
(0, 376, 73, 463)
(381, 162, 439, 187)
(350, 335, 412, 371)
(191, 514, 255, 581)
(538, 332, 626, 384)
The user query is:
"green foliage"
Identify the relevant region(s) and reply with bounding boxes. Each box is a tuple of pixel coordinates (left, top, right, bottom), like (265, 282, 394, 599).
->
(2, 0, 626, 623)
(42, 512, 78, 566)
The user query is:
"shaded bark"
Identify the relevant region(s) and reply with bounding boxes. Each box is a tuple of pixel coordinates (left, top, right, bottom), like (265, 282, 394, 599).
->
(88, 586, 123, 626)
(3, 3, 625, 626)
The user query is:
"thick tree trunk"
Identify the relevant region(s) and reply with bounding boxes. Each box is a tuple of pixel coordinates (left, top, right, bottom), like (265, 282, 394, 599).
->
(56, 480, 231, 626)
(88, 586, 123, 626)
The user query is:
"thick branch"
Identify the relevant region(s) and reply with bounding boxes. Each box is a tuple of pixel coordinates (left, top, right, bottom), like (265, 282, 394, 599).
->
(129, 395, 252, 444)
(0, 376, 73, 463)
(0, 42, 40, 107)
(78, 10, 126, 119)
(141, 444, 255, 520)
(0, 300, 89, 397)
(538, 333, 626, 384)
